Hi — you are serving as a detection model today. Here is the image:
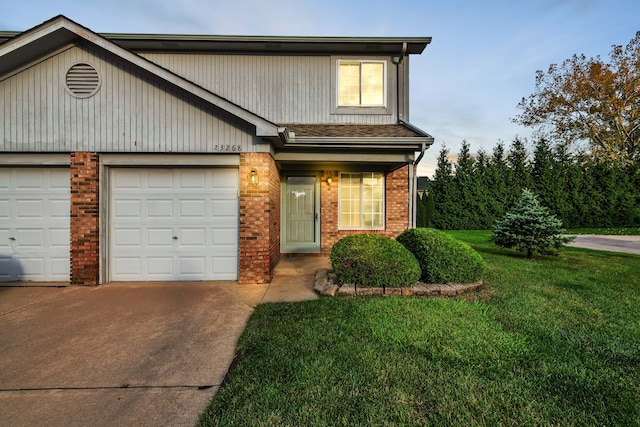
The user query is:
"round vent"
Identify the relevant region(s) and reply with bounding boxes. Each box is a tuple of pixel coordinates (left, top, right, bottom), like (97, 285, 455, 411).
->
(65, 63, 101, 98)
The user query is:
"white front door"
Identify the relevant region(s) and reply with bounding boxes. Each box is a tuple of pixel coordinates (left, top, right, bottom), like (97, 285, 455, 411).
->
(282, 175, 320, 253)
(109, 168, 238, 281)
(0, 168, 70, 282)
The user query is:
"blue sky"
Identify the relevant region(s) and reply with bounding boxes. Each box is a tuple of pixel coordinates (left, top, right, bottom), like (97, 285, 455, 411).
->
(1, 0, 638, 176)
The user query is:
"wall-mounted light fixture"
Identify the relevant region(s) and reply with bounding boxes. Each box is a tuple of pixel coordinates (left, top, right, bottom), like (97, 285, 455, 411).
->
(327, 177, 333, 185)
(249, 168, 259, 185)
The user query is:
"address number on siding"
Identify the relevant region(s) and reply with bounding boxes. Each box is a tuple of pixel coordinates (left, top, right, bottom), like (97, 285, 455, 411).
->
(213, 145, 242, 152)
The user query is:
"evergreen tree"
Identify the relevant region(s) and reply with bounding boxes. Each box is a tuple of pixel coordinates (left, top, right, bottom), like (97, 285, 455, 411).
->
(424, 190, 435, 228)
(430, 146, 457, 229)
(484, 142, 510, 223)
(492, 189, 574, 258)
(454, 140, 484, 228)
(507, 138, 532, 204)
(474, 149, 494, 229)
(415, 194, 428, 228)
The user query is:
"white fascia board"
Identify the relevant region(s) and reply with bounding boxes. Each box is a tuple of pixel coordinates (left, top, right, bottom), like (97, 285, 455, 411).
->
(284, 137, 434, 150)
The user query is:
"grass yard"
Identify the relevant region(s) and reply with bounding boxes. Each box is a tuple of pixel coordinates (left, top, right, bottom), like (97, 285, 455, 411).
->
(199, 231, 640, 426)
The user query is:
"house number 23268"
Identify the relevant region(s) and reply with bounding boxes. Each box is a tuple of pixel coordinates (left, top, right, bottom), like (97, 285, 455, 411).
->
(213, 145, 242, 152)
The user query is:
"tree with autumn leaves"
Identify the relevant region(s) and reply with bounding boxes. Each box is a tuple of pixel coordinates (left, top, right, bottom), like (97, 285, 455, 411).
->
(514, 32, 640, 163)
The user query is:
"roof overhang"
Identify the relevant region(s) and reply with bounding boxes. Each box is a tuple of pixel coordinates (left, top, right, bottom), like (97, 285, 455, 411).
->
(281, 136, 433, 150)
(1, 27, 431, 56)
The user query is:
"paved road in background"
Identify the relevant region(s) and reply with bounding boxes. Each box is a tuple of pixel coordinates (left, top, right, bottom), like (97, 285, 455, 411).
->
(567, 235, 640, 255)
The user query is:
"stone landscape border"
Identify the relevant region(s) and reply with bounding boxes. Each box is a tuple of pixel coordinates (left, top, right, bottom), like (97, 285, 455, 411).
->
(314, 269, 482, 297)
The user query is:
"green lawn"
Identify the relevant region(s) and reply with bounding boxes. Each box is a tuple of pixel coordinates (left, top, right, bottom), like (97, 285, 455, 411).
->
(199, 231, 640, 426)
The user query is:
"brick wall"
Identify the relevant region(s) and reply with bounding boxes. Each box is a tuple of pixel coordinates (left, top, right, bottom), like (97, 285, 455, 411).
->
(320, 165, 410, 255)
(239, 152, 280, 284)
(70, 152, 100, 286)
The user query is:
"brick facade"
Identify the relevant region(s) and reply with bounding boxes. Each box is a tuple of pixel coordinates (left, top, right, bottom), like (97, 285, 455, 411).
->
(65, 154, 407, 285)
(70, 152, 100, 286)
(238, 152, 280, 284)
(320, 165, 410, 255)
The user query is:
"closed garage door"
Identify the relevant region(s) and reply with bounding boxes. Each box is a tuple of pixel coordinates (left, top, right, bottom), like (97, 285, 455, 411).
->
(0, 168, 70, 282)
(109, 168, 238, 281)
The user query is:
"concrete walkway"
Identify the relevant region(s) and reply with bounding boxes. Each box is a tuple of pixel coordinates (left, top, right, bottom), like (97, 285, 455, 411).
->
(567, 234, 640, 255)
(0, 259, 323, 427)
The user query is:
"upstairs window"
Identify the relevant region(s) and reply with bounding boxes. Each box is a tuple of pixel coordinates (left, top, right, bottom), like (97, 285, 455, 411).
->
(338, 61, 386, 107)
(339, 172, 385, 229)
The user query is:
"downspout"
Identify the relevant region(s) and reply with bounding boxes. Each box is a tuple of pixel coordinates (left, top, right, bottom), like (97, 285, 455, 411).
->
(395, 43, 413, 226)
(411, 142, 427, 228)
(395, 42, 407, 122)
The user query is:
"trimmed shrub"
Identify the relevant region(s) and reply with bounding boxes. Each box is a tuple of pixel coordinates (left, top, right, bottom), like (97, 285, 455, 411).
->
(330, 234, 421, 288)
(397, 228, 486, 284)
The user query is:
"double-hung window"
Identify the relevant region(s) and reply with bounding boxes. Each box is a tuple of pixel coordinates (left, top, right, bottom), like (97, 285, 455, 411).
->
(337, 60, 386, 107)
(339, 172, 385, 229)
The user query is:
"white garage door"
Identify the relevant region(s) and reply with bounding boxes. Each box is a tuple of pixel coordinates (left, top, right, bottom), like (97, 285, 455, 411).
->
(0, 168, 70, 282)
(109, 168, 238, 281)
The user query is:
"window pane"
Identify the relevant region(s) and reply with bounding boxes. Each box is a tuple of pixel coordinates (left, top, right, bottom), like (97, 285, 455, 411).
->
(339, 172, 384, 229)
(361, 63, 384, 105)
(338, 63, 361, 106)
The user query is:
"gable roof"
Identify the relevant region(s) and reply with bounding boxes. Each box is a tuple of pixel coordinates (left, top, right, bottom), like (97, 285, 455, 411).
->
(1, 16, 434, 152)
(0, 15, 285, 140)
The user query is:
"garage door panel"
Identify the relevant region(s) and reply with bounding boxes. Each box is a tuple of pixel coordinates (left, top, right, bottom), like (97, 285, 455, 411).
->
(113, 200, 142, 217)
(20, 258, 44, 279)
(0, 200, 9, 218)
(213, 200, 238, 216)
(0, 167, 70, 282)
(148, 170, 174, 188)
(179, 200, 206, 217)
(212, 169, 239, 187)
(113, 170, 142, 189)
(109, 168, 238, 281)
(50, 199, 70, 217)
(213, 229, 237, 245)
(179, 257, 206, 275)
(147, 257, 174, 275)
(51, 229, 70, 247)
(147, 229, 173, 246)
(15, 229, 44, 246)
(114, 228, 142, 247)
(179, 171, 206, 189)
(179, 229, 206, 246)
(147, 199, 173, 217)
(16, 200, 43, 218)
(16, 170, 44, 188)
(0, 257, 13, 280)
(113, 257, 142, 275)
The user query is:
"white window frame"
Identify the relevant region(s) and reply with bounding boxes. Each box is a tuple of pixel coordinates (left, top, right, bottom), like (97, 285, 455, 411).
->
(331, 57, 392, 115)
(338, 172, 385, 230)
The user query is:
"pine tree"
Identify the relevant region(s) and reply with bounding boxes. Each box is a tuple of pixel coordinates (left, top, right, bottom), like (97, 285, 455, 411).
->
(430, 146, 457, 229)
(492, 189, 574, 258)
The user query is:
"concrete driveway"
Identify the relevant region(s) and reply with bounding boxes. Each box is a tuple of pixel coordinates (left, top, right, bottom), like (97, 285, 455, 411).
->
(0, 276, 318, 427)
(567, 234, 640, 255)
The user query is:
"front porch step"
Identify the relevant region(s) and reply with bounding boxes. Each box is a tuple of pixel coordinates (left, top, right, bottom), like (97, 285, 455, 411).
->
(274, 257, 330, 276)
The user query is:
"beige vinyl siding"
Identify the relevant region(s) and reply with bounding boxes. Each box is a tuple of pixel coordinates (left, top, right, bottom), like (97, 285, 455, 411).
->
(1, 45, 254, 153)
(141, 53, 397, 125)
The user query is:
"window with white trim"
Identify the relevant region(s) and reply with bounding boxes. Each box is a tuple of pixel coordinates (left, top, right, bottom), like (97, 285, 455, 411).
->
(337, 61, 386, 107)
(339, 172, 385, 229)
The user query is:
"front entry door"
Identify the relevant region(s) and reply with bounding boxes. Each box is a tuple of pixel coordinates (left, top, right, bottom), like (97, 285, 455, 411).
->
(282, 175, 320, 253)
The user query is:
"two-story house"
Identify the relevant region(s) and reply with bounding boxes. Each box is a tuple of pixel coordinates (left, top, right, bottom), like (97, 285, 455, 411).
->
(0, 15, 433, 285)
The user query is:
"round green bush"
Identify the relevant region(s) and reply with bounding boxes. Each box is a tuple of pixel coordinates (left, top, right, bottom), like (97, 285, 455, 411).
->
(330, 234, 421, 288)
(396, 228, 486, 284)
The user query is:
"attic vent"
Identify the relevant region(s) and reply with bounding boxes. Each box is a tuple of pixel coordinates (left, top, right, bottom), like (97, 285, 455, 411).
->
(65, 63, 100, 98)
